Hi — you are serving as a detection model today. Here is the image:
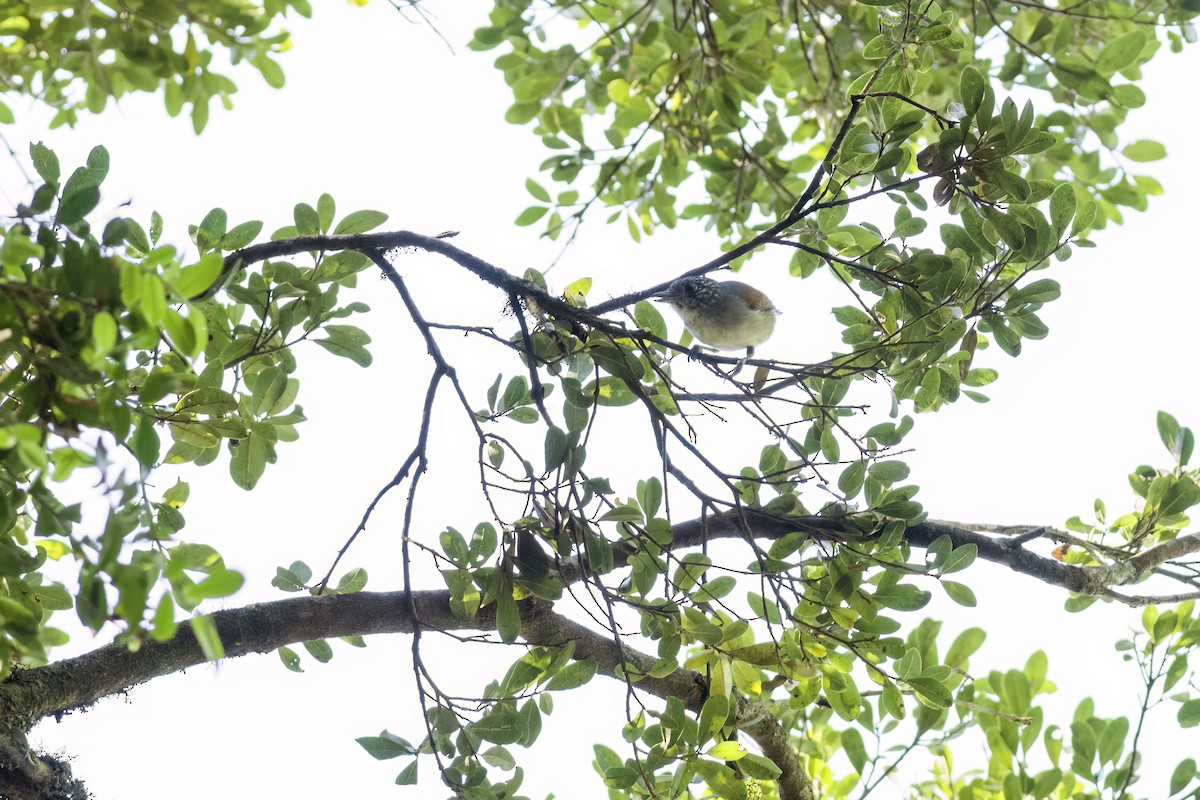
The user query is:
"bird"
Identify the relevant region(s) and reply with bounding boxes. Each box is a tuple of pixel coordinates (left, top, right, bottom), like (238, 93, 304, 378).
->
(653, 276, 779, 366)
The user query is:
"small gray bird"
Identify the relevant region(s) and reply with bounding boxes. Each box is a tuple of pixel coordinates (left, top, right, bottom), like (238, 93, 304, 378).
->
(654, 276, 779, 362)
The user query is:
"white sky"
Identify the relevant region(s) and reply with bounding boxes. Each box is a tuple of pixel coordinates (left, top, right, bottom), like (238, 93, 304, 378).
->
(5, 2, 1200, 797)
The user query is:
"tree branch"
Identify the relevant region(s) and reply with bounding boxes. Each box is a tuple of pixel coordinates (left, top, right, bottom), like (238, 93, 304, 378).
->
(0, 591, 457, 727)
(14, 510, 1174, 725)
(559, 511, 1089, 592)
(6, 508, 1194, 796)
(1111, 532, 1200, 582)
(2, 590, 816, 799)
(216, 230, 581, 321)
(562, 511, 1200, 605)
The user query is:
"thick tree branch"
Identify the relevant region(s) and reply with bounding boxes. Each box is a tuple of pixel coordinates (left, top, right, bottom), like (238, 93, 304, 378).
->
(10, 511, 1177, 728)
(217, 230, 580, 320)
(562, 512, 1085, 589)
(7, 503, 1190, 800)
(562, 511, 1197, 606)
(5, 508, 1193, 797)
(2, 589, 816, 798)
(1109, 532, 1200, 582)
(0, 591, 457, 727)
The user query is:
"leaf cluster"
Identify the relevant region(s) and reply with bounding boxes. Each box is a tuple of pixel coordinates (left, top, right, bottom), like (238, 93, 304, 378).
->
(0, 143, 379, 667)
(477, 0, 1191, 246)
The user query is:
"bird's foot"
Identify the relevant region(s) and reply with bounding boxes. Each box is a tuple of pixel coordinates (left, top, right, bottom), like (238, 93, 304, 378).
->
(724, 346, 754, 378)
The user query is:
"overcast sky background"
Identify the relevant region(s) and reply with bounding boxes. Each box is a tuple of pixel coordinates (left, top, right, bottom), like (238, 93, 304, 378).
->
(4, 1, 1199, 797)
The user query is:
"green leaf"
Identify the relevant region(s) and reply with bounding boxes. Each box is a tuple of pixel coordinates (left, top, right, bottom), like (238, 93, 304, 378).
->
(1008, 280, 1065, 309)
(820, 426, 840, 463)
(983, 207, 1026, 250)
(30, 142, 60, 185)
(150, 211, 163, 245)
(195, 208, 228, 252)
(941, 544, 977, 574)
(526, 178, 551, 202)
(175, 388, 238, 417)
(546, 659, 598, 691)
(882, 680, 905, 719)
(472, 706, 524, 744)
(317, 193, 336, 232)
(314, 325, 373, 367)
(357, 732, 415, 760)
(1049, 184, 1076, 238)
(294, 202, 320, 236)
(915, 368, 941, 412)
(634, 300, 667, 340)
(229, 425, 278, 490)
(945, 623, 984, 671)
(272, 566, 308, 592)
(827, 677, 863, 719)
(1096, 30, 1146, 74)
(394, 761, 418, 785)
(869, 460, 910, 484)
(303, 638, 333, 663)
(220, 220, 264, 251)
(1170, 758, 1197, 795)
(1110, 84, 1146, 109)
(62, 145, 109, 199)
(739, 753, 783, 780)
(248, 366, 297, 417)
(589, 377, 637, 406)
(57, 186, 100, 224)
(92, 311, 118, 354)
(254, 53, 286, 88)
(336, 567, 368, 594)
(316, 250, 373, 282)
(960, 66, 985, 117)
(698, 694, 729, 744)
(1179, 699, 1200, 728)
(544, 425, 567, 471)
(691, 759, 747, 800)
(1156, 410, 1191, 463)
(908, 676, 952, 709)
(190, 613, 224, 660)
(130, 416, 161, 468)
(707, 741, 746, 760)
(175, 254, 225, 298)
(278, 645, 303, 672)
(194, 569, 244, 599)
(333, 209, 388, 235)
(482, 745, 516, 770)
(874, 584, 931, 611)
(838, 460, 866, 497)
(496, 586, 521, 643)
(941, 580, 977, 606)
(841, 728, 868, 773)
(508, 407, 540, 423)
(692, 576, 736, 603)
(1122, 140, 1166, 163)
(1072, 198, 1097, 236)
(0, 595, 39, 634)
(515, 206, 548, 226)
(138, 274, 168, 326)
(637, 477, 662, 519)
